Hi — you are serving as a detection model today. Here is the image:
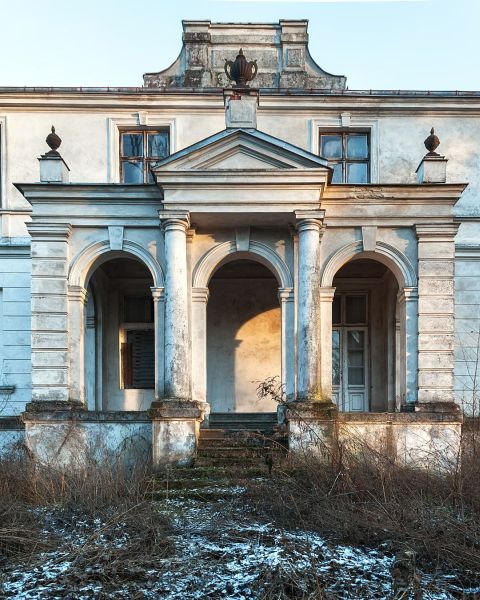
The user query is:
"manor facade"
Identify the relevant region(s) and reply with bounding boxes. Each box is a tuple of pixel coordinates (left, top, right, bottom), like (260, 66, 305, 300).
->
(0, 20, 478, 467)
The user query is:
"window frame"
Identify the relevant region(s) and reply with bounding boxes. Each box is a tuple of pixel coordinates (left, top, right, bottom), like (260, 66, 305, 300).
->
(119, 127, 170, 184)
(309, 116, 378, 183)
(319, 129, 371, 184)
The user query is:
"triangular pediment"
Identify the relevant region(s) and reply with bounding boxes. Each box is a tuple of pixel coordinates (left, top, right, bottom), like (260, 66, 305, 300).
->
(153, 128, 330, 173)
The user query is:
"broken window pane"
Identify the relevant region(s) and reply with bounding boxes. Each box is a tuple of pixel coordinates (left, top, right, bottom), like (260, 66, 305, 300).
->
(320, 135, 342, 159)
(331, 163, 343, 183)
(148, 132, 169, 158)
(122, 161, 144, 184)
(346, 134, 368, 159)
(122, 133, 144, 158)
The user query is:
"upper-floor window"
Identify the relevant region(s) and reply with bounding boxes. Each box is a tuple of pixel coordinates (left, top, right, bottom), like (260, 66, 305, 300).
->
(320, 131, 370, 184)
(120, 129, 169, 183)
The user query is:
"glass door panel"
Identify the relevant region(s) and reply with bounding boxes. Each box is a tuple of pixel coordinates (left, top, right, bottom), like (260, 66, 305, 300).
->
(332, 328, 368, 412)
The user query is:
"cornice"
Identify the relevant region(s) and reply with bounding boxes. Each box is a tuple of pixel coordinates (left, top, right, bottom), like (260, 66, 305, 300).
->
(1, 90, 480, 115)
(14, 183, 164, 204)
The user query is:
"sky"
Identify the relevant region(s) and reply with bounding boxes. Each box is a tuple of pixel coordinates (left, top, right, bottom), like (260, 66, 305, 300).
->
(0, 0, 478, 91)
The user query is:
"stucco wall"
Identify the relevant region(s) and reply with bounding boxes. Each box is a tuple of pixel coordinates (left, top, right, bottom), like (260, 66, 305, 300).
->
(207, 263, 281, 413)
(0, 251, 31, 416)
(455, 253, 480, 415)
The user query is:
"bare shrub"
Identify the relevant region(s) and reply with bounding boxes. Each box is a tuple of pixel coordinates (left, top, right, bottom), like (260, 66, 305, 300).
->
(246, 433, 480, 589)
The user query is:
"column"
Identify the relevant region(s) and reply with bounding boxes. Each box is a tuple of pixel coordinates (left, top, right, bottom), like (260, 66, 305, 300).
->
(397, 287, 419, 408)
(27, 223, 73, 408)
(150, 287, 165, 402)
(161, 212, 191, 401)
(68, 285, 88, 406)
(416, 223, 458, 410)
(319, 287, 336, 402)
(278, 287, 295, 400)
(151, 212, 200, 468)
(295, 211, 324, 402)
(191, 287, 209, 404)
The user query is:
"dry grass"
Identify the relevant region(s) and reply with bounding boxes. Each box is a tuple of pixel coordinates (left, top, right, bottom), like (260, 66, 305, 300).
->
(0, 442, 173, 584)
(246, 431, 480, 588)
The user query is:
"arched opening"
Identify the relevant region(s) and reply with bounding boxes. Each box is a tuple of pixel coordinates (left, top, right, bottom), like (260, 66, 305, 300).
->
(85, 256, 155, 411)
(207, 259, 281, 413)
(332, 258, 399, 412)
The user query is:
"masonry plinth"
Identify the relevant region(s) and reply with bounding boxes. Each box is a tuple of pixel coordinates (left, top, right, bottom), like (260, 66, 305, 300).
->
(22, 406, 151, 469)
(286, 407, 462, 472)
(149, 400, 206, 468)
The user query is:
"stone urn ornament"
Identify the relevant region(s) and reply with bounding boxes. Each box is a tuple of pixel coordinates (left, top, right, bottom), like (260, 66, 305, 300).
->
(424, 127, 440, 156)
(45, 125, 62, 156)
(224, 49, 258, 87)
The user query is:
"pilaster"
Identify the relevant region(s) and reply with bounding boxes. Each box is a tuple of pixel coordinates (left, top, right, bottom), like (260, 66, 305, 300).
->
(416, 223, 458, 411)
(26, 222, 76, 408)
(397, 287, 419, 408)
(67, 285, 88, 406)
(191, 287, 210, 404)
(319, 286, 336, 402)
(278, 287, 295, 400)
(150, 287, 165, 401)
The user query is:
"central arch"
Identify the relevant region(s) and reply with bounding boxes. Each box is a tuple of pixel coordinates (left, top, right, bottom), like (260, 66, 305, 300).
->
(192, 241, 294, 422)
(193, 240, 293, 289)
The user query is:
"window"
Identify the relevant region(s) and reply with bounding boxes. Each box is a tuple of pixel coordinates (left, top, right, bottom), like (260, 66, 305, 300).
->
(320, 131, 370, 184)
(120, 129, 169, 183)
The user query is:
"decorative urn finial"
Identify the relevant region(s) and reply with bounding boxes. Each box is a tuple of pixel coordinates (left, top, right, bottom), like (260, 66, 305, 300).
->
(46, 125, 62, 154)
(224, 49, 258, 88)
(424, 127, 440, 156)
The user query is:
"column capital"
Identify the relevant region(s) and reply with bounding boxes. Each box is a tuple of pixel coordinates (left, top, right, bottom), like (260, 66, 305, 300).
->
(295, 210, 325, 233)
(192, 287, 210, 304)
(278, 287, 294, 302)
(27, 222, 72, 241)
(159, 211, 190, 232)
(319, 286, 336, 301)
(67, 285, 88, 305)
(150, 286, 165, 302)
(415, 223, 459, 241)
(397, 286, 418, 304)
(186, 227, 197, 243)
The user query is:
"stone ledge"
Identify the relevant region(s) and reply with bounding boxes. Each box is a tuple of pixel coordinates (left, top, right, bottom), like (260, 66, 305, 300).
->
(285, 405, 463, 424)
(22, 409, 151, 423)
(148, 399, 205, 420)
(0, 385, 15, 395)
(285, 401, 338, 421)
(0, 417, 25, 430)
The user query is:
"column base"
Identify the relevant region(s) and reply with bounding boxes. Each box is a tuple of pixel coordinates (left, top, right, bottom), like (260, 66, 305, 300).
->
(286, 401, 337, 456)
(415, 401, 461, 414)
(148, 399, 206, 469)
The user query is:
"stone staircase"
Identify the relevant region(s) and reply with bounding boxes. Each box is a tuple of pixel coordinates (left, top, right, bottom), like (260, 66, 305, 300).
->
(148, 414, 288, 501)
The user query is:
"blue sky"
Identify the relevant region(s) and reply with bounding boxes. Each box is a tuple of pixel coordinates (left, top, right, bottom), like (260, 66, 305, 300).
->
(1, 0, 478, 90)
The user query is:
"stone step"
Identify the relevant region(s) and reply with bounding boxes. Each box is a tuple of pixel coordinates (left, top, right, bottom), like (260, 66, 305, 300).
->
(198, 428, 225, 440)
(150, 477, 231, 491)
(150, 487, 244, 502)
(210, 412, 277, 422)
